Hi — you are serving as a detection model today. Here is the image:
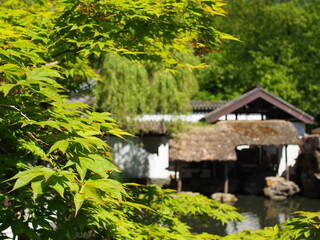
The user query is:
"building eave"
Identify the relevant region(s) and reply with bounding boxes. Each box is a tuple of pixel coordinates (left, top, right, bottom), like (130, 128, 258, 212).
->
(205, 87, 314, 124)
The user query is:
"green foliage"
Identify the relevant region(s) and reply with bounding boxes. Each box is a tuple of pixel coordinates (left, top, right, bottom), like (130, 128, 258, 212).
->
(0, 7, 131, 237)
(1, 2, 319, 239)
(93, 52, 200, 126)
(278, 211, 320, 239)
(195, 0, 320, 125)
(119, 184, 243, 240)
(53, 0, 236, 67)
(0, 0, 243, 239)
(220, 226, 279, 240)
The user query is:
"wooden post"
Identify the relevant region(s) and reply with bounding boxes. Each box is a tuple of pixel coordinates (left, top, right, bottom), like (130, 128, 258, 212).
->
(177, 162, 182, 192)
(276, 146, 280, 176)
(174, 161, 178, 181)
(177, 178, 182, 193)
(285, 145, 289, 181)
(224, 163, 229, 193)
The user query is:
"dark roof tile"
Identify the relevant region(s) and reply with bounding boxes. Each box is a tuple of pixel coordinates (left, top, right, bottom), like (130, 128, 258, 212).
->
(191, 100, 228, 112)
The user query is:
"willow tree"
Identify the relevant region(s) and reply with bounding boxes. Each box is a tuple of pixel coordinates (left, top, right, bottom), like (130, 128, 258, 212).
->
(0, 0, 243, 239)
(93, 52, 200, 125)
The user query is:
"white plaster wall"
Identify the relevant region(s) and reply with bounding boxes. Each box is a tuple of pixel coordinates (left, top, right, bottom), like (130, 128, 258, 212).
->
(135, 112, 267, 123)
(276, 122, 305, 176)
(108, 136, 170, 180)
(148, 137, 170, 179)
(111, 138, 149, 178)
(292, 122, 306, 137)
(134, 114, 205, 123)
(277, 145, 300, 177)
(219, 114, 265, 121)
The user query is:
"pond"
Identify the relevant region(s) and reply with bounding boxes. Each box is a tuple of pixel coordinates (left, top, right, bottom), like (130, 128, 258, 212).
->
(188, 195, 320, 236)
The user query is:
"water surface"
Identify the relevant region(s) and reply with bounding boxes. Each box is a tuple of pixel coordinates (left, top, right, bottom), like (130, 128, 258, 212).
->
(189, 195, 320, 236)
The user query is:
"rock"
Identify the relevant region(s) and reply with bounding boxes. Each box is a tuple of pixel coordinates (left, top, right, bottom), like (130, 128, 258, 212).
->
(264, 176, 300, 199)
(180, 191, 200, 196)
(266, 176, 286, 187)
(211, 192, 238, 203)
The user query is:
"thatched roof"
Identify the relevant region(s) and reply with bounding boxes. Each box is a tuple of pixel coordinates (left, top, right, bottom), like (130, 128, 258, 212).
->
(169, 120, 300, 162)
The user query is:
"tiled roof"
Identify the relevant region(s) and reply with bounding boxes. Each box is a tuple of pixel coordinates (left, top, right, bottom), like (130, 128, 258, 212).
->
(204, 87, 314, 124)
(190, 100, 228, 112)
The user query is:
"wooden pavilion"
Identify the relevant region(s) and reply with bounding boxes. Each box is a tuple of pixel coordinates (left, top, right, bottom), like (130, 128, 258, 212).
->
(169, 120, 300, 194)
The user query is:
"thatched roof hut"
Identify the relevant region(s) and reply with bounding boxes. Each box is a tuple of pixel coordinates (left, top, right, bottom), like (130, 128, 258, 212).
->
(169, 120, 300, 162)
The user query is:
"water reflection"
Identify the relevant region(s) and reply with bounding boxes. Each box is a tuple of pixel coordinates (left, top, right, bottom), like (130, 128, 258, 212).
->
(225, 195, 301, 235)
(187, 195, 320, 236)
(226, 212, 261, 234)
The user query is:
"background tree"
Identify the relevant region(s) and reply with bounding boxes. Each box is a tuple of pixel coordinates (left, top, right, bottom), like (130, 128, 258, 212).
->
(195, 0, 320, 126)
